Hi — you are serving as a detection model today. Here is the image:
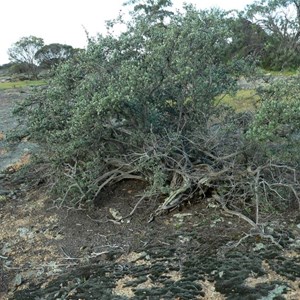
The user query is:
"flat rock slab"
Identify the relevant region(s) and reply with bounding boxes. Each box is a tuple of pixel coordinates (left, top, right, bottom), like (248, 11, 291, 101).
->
(0, 89, 38, 173)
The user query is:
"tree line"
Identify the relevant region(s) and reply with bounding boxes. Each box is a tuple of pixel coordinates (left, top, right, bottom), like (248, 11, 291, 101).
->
(6, 36, 78, 78)
(6, 0, 300, 80)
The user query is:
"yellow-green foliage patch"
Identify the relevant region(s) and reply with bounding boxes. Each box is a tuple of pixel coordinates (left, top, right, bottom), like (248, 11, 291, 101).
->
(0, 80, 46, 90)
(216, 89, 260, 112)
(262, 69, 297, 77)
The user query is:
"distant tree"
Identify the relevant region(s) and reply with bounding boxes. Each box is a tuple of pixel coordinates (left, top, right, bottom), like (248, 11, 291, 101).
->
(228, 16, 268, 60)
(245, 0, 300, 69)
(8, 36, 44, 77)
(0, 62, 14, 71)
(35, 43, 75, 68)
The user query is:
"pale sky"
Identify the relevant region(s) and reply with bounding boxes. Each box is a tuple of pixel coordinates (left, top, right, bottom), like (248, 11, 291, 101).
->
(0, 0, 254, 65)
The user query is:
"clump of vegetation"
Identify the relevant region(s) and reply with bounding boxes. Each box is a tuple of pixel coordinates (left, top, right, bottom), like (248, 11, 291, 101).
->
(14, 0, 299, 230)
(0, 80, 46, 90)
(248, 76, 300, 165)
(216, 89, 260, 112)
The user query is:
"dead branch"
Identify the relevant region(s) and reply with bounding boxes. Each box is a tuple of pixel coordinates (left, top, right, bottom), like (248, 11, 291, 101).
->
(92, 169, 144, 201)
(212, 192, 257, 228)
(120, 194, 148, 220)
(155, 172, 191, 215)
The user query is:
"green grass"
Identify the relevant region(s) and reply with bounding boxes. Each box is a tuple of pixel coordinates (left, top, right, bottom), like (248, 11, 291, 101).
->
(216, 89, 260, 112)
(0, 80, 46, 90)
(262, 69, 297, 77)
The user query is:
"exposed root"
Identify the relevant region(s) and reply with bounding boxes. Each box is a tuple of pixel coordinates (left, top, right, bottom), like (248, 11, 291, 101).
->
(155, 173, 191, 215)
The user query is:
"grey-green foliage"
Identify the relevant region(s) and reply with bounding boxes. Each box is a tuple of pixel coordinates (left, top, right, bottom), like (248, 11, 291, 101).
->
(248, 76, 300, 164)
(245, 0, 300, 70)
(16, 1, 251, 206)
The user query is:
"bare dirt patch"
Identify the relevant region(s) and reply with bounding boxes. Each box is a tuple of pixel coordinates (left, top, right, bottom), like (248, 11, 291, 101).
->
(1, 175, 299, 299)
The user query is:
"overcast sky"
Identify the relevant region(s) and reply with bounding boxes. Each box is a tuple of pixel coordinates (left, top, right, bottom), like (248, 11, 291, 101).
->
(0, 0, 254, 65)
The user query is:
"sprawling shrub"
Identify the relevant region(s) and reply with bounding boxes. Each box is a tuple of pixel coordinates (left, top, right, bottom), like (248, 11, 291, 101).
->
(248, 76, 300, 165)
(15, 1, 299, 222)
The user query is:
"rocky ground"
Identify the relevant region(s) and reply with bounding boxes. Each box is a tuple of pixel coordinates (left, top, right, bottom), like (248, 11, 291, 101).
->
(0, 88, 38, 173)
(0, 87, 300, 300)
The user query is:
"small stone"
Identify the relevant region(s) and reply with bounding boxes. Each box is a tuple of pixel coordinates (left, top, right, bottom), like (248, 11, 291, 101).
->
(14, 274, 23, 287)
(179, 235, 191, 244)
(18, 227, 34, 239)
(296, 224, 300, 229)
(253, 243, 266, 251)
(173, 213, 193, 218)
(109, 208, 123, 221)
